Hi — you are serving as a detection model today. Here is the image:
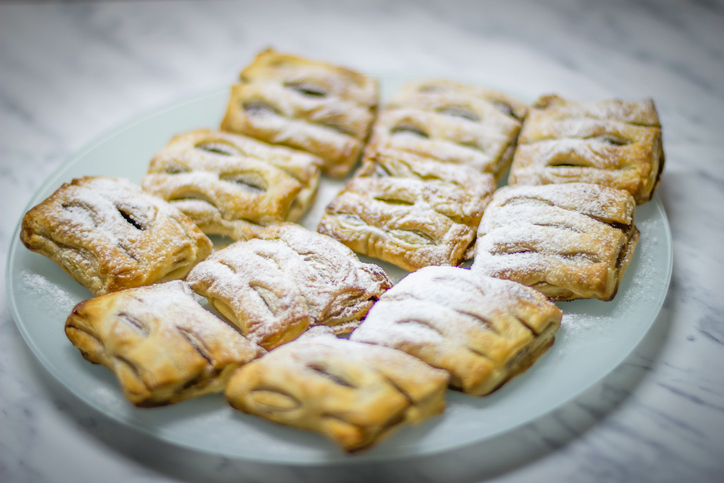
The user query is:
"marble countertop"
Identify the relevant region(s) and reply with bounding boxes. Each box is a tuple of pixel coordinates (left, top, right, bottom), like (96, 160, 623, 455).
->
(2, 1, 723, 482)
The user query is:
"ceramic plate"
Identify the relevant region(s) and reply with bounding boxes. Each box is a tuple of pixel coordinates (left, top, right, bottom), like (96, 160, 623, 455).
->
(6, 78, 673, 464)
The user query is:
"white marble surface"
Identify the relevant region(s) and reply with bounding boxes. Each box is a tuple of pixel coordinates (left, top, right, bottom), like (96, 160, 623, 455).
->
(1, 1, 723, 482)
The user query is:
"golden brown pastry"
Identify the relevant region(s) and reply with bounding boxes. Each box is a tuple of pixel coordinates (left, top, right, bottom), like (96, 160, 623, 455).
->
(20, 176, 212, 296)
(508, 94, 664, 204)
(225, 327, 449, 452)
(65, 280, 262, 407)
(141, 129, 321, 241)
(351, 266, 562, 396)
(318, 149, 495, 272)
(472, 183, 639, 301)
(364, 79, 528, 181)
(220, 48, 379, 179)
(186, 224, 392, 350)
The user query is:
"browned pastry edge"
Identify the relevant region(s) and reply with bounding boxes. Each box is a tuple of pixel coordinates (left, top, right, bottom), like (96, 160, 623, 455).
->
(225, 328, 448, 452)
(473, 183, 639, 301)
(20, 176, 212, 296)
(65, 281, 262, 407)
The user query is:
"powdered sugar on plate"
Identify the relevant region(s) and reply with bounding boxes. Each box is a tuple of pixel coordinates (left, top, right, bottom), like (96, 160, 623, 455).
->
(21, 270, 78, 315)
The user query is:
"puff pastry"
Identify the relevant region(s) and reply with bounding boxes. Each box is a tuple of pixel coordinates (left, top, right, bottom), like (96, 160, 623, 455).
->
(363, 79, 528, 181)
(472, 183, 639, 301)
(186, 223, 392, 350)
(65, 280, 262, 407)
(318, 149, 495, 271)
(142, 129, 321, 240)
(20, 176, 212, 296)
(220, 48, 379, 179)
(225, 327, 448, 452)
(508, 94, 664, 204)
(351, 266, 562, 396)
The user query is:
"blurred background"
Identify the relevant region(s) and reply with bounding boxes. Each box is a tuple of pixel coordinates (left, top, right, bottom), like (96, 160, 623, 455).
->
(1, 1, 723, 482)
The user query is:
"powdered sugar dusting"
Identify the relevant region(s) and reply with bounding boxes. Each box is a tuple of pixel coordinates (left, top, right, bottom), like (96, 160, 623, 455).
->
(532, 95, 660, 126)
(22, 271, 78, 314)
(276, 329, 448, 396)
(369, 82, 523, 179)
(187, 224, 391, 348)
(473, 184, 638, 300)
(142, 129, 323, 235)
(23, 176, 212, 295)
(352, 266, 562, 395)
(221, 50, 378, 178)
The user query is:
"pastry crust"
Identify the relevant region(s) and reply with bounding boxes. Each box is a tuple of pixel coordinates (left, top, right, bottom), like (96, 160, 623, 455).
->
(351, 266, 562, 396)
(508, 94, 664, 204)
(225, 327, 448, 452)
(472, 183, 640, 301)
(318, 149, 495, 272)
(220, 48, 379, 179)
(363, 79, 527, 181)
(186, 224, 392, 350)
(142, 129, 321, 241)
(65, 280, 262, 407)
(20, 176, 212, 296)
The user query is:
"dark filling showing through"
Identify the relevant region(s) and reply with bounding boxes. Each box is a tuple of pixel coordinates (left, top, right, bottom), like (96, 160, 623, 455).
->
(117, 208, 146, 231)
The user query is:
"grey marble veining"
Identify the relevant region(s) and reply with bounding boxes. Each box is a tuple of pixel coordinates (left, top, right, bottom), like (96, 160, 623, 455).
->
(2, 1, 724, 482)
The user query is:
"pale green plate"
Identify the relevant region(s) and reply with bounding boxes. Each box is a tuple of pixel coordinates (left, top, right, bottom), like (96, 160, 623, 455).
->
(6, 79, 673, 464)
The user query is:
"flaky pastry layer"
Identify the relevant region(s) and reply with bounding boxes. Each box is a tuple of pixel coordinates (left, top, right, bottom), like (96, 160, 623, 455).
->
(225, 328, 448, 452)
(21, 176, 212, 296)
(363, 79, 528, 181)
(65, 281, 261, 407)
(220, 48, 379, 179)
(319, 150, 495, 271)
(142, 129, 321, 240)
(351, 266, 562, 395)
(187, 224, 392, 350)
(509, 94, 664, 204)
(472, 183, 640, 301)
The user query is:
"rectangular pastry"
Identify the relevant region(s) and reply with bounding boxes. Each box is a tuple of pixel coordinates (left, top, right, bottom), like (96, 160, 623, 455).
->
(472, 183, 639, 301)
(186, 224, 392, 350)
(225, 327, 449, 452)
(351, 266, 562, 396)
(220, 48, 379, 179)
(65, 280, 262, 407)
(20, 176, 212, 296)
(508, 94, 664, 204)
(318, 149, 495, 271)
(142, 129, 321, 240)
(364, 79, 528, 181)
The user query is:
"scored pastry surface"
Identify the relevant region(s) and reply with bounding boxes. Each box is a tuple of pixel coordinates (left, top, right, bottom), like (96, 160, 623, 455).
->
(364, 79, 528, 181)
(142, 129, 321, 241)
(20, 176, 212, 296)
(65, 280, 262, 407)
(220, 48, 379, 179)
(187, 224, 392, 350)
(472, 183, 639, 301)
(509, 94, 664, 204)
(318, 149, 495, 271)
(225, 327, 449, 452)
(351, 266, 562, 396)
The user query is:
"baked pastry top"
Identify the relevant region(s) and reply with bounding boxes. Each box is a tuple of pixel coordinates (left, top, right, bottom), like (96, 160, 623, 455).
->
(363, 79, 528, 181)
(186, 223, 392, 350)
(318, 148, 495, 272)
(351, 266, 562, 396)
(472, 183, 639, 301)
(508, 94, 664, 204)
(65, 280, 262, 407)
(220, 48, 379, 179)
(20, 176, 212, 296)
(225, 327, 449, 452)
(142, 129, 321, 241)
